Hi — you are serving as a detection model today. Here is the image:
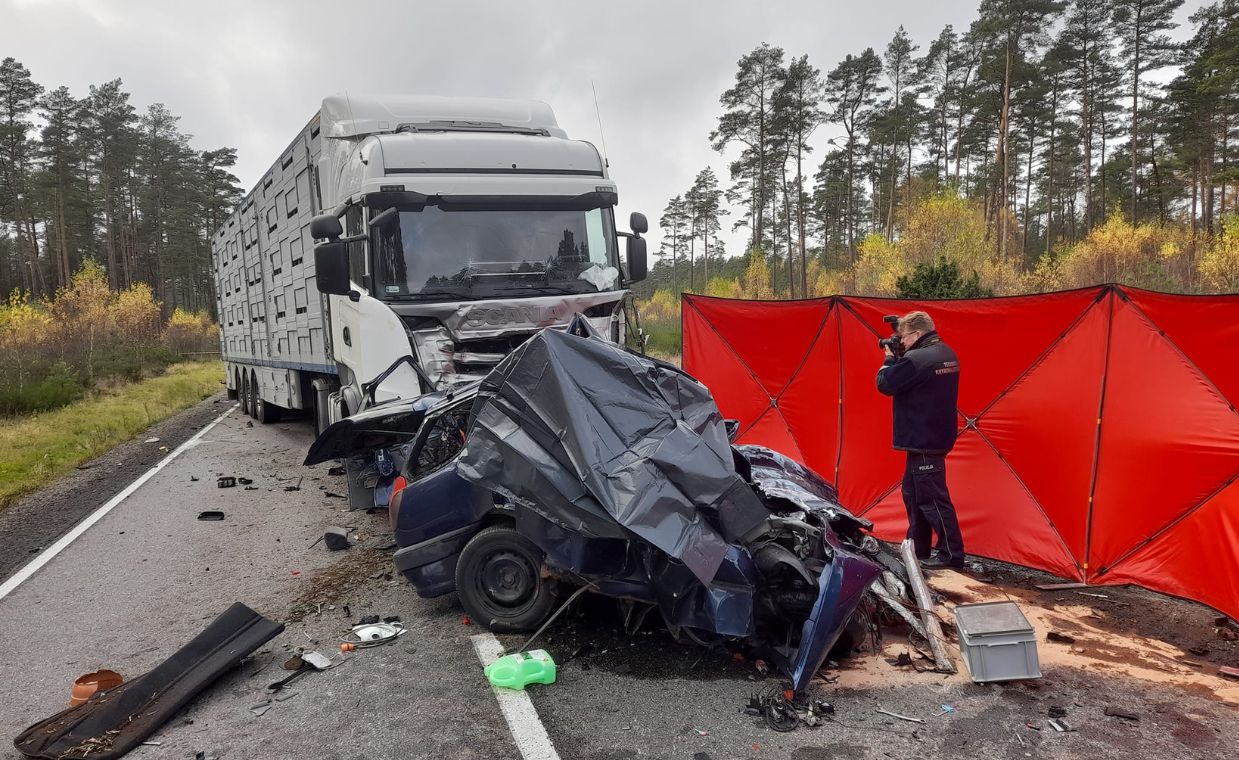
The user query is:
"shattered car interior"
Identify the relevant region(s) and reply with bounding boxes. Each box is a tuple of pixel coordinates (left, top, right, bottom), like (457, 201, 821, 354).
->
(306, 316, 901, 692)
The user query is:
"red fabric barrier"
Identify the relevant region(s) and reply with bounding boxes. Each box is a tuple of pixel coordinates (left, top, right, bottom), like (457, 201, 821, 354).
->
(682, 286, 1239, 618)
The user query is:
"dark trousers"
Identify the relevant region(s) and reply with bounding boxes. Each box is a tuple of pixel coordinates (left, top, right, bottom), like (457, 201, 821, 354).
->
(901, 451, 965, 564)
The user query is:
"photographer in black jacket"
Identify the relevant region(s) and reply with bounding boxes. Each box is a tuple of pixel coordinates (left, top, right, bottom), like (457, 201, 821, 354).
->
(876, 311, 965, 569)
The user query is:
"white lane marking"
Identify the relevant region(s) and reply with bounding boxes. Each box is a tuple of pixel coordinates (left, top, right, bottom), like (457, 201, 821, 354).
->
(471, 633, 562, 760)
(0, 404, 238, 601)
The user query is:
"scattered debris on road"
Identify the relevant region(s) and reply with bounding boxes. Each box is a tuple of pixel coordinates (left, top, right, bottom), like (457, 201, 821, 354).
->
(196, 511, 225, 521)
(484, 649, 557, 690)
(15, 603, 282, 760)
(876, 707, 926, 724)
(216, 476, 235, 488)
(323, 527, 350, 551)
(1105, 707, 1141, 721)
(340, 621, 406, 649)
(744, 686, 835, 732)
(68, 670, 123, 708)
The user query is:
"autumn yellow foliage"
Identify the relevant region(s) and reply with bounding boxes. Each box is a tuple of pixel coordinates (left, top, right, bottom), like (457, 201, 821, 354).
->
(0, 261, 221, 414)
(165, 308, 221, 353)
(841, 194, 1023, 295)
(1198, 216, 1239, 293)
(740, 250, 774, 299)
(1029, 213, 1197, 292)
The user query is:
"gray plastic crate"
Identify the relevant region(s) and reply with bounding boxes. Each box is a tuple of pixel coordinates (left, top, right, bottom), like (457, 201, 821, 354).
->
(954, 601, 1041, 682)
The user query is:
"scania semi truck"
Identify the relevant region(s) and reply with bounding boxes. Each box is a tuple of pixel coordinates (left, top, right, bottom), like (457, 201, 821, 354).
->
(212, 97, 647, 418)
(211, 94, 647, 503)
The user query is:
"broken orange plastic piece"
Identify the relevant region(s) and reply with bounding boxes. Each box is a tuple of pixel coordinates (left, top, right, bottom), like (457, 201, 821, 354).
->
(69, 670, 123, 707)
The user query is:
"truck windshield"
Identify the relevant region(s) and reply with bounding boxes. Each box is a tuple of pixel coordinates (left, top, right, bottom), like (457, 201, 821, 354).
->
(371, 206, 618, 300)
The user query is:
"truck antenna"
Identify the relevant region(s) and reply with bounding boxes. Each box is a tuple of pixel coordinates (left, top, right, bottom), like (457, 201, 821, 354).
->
(591, 80, 609, 169)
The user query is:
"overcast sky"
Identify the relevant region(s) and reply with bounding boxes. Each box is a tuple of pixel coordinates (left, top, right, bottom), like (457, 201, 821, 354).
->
(1, 0, 1208, 261)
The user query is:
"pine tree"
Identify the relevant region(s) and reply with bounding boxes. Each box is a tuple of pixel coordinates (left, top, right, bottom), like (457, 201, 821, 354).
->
(83, 79, 140, 289)
(823, 49, 884, 262)
(1113, 0, 1186, 220)
(37, 85, 89, 289)
(712, 44, 787, 253)
(1062, 0, 1118, 232)
(975, 0, 1066, 259)
(776, 55, 823, 295)
(658, 195, 690, 294)
(882, 27, 919, 237)
(0, 57, 45, 296)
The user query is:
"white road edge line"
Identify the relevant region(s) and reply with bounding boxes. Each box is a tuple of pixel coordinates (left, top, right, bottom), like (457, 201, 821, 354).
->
(471, 633, 561, 760)
(0, 404, 238, 602)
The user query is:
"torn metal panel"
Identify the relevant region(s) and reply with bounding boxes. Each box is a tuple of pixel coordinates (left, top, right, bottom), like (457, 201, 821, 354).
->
(786, 546, 884, 690)
(735, 446, 873, 535)
(391, 293, 624, 388)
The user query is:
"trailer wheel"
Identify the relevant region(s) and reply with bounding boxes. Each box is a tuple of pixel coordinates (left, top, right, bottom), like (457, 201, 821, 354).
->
(455, 527, 560, 633)
(255, 398, 283, 424)
(247, 371, 260, 419)
(239, 371, 252, 417)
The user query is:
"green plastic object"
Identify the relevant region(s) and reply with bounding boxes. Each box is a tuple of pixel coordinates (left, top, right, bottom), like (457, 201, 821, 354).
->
(485, 649, 557, 690)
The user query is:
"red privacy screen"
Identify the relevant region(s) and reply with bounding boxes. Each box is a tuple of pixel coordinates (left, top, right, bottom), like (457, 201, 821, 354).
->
(682, 286, 1239, 619)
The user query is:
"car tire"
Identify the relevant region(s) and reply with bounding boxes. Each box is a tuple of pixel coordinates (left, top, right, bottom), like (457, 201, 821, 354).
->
(455, 526, 560, 633)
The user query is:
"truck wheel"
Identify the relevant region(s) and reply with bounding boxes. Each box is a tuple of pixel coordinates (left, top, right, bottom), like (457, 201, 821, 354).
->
(247, 371, 260, 419)
(255, 399, 283, 424)
(239, 372, 252, 417)
(455, 527, 560, 633)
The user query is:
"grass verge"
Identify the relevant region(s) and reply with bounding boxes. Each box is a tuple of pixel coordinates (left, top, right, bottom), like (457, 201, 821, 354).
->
(0, 361, 224, 511)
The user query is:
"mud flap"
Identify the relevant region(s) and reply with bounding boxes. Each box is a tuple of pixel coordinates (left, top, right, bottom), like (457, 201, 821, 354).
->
(14, 603, 284, 759)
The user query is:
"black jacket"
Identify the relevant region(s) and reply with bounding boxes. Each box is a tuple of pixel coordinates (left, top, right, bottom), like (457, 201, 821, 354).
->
(876, 331, 960, 454)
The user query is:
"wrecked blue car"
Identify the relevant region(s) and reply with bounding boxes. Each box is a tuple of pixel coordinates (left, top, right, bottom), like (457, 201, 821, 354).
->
(305, 319, 885, 690)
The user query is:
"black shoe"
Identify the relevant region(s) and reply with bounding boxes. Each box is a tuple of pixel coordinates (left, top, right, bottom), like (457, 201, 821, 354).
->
(921, 555, 966, 570)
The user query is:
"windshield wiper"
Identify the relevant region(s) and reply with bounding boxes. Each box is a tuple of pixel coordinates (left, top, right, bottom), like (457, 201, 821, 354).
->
(491, 284, 584, 296)
(387, 288, 468, 300)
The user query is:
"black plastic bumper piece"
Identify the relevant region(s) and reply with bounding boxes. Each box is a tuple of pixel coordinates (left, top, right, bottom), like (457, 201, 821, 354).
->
(14, 602, 284, 759)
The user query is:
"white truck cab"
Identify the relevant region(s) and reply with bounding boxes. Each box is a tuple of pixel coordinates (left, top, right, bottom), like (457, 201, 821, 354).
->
(213, 94, 647, 505)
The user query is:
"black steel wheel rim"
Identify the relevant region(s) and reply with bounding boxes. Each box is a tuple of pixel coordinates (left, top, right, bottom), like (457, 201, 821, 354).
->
(477, 549, 537, 610)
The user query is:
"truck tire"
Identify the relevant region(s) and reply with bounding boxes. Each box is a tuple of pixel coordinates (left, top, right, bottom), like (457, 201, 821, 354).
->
(239, 371, 252, 417)
(255, 398, 283, 424)
(455, 527, 560, 633)
(247, 371, 260, 419)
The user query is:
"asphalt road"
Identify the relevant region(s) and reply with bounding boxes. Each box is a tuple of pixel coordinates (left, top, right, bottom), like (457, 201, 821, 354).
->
(0, 396, 1234, 760)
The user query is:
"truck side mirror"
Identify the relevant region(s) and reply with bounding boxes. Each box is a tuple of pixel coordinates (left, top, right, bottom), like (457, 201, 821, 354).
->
(314, 240, 352, 296)
(626, 236, 648, 283)
(310, 213, 343, 240)
(629, 212, 648, 235)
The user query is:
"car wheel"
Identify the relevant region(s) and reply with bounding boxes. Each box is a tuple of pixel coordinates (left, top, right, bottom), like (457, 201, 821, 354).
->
(455, 527, 560, 633)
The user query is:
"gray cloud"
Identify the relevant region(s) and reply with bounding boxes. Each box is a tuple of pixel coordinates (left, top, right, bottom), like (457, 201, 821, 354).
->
(1, 0, 1208, 260)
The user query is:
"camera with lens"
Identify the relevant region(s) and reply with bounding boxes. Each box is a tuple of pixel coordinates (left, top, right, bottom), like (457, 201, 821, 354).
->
(877, 314, 903, 357)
